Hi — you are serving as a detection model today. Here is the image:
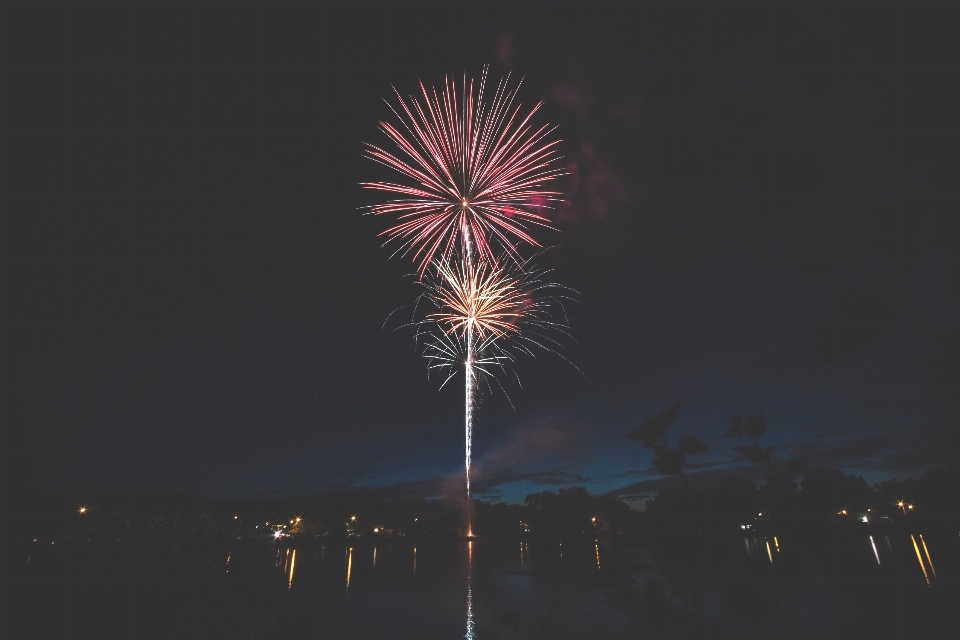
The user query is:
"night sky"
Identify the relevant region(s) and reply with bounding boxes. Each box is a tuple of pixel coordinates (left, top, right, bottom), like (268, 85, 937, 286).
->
(1, 2, 956, 506)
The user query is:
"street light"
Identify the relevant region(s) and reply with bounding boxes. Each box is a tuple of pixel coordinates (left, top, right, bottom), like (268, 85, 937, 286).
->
(898, 501, 906, 515)
(78, 507, 87, 514)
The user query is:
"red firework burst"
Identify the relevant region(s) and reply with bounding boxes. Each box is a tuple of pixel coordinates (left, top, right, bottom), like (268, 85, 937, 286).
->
(363, 67, 564, 274)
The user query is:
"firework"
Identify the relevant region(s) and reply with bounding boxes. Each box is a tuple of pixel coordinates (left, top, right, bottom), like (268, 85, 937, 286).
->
(417, 254, 574, 370)
(363, 67, 565, 273)
(413, 253, 575, 506)
(365, 69, 568, 535)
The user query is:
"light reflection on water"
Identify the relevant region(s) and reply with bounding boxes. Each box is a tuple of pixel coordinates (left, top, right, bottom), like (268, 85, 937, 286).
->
(288, 549, 296, 589)
(738, 530, 940, 586)
(345, 546, 353, 596)
(919, 535, 937, 578)
(911, 535, 931, 586)
(743, 535, 779, 563)
(309, 538, 631, 637)
(299, 531, 943, 636)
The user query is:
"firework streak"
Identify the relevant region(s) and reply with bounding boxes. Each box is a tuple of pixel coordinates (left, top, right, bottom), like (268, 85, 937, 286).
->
(364, 68, 568, 534)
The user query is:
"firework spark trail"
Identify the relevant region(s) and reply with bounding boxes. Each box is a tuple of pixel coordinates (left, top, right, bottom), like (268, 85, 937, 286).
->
(365, 69, 567, 536)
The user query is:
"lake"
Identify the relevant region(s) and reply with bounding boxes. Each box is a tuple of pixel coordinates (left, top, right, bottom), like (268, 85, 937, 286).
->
(284, 537, 636, 639)
(274, 524, 953, 639)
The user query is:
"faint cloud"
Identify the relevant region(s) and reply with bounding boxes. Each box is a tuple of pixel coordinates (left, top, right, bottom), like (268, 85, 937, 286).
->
(441, 413, 590, 503)
(559, 141, 627, 222)
(497, 34, 513, 65)
(551, 81, 591, 121)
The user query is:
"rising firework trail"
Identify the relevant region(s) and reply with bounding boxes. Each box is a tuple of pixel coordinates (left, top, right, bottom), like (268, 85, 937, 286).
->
(411, 253, 576, 529)
(364, 68, 566, 535)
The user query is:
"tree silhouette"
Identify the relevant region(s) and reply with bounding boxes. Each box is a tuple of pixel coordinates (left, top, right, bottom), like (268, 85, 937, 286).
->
(724, 411, 776, 468)
(627, 402, 708, 487)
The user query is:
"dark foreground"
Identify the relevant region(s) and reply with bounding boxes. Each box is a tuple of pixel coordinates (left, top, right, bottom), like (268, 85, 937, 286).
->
(2, 488, 956, 639)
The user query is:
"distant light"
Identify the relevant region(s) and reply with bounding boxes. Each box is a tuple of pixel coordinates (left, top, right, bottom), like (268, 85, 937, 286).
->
(862, 516, 869, 523)
(274, 531, 282, 538)
(290, 520, 294, 524)
(414, 518, 417, 522)
(898, 501, 904, 507)
(79, 507, 87, 514)
(908, 505, 914, 510)
(758, 512, 762, 517)
(373, 528, 379, 533)
(351, 516, 357, 522)
(295, 517, 301, 523)
(234, 516, 238, 520)
(591, 517, 596, 522)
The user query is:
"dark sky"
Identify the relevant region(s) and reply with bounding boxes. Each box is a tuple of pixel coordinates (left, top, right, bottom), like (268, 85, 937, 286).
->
(1, 1, 956, 505)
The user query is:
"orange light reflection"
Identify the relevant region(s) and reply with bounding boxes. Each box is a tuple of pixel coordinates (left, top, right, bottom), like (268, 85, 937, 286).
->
(346, 547, 354, 594)
(287, 549, 296, 589)
(911, 535, 931, 586)
(919, 535, 937, 578)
